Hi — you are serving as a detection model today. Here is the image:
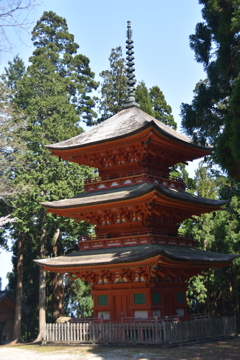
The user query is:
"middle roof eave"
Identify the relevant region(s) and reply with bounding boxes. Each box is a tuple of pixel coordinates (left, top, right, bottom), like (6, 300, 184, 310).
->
(40, 183, 227, 210)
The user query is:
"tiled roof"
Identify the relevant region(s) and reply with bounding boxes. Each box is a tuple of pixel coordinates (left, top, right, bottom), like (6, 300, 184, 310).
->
(45, 106, 210, 151)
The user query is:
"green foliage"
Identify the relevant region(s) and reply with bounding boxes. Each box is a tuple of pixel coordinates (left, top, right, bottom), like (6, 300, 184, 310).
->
(3, 56, 26, 91)
(180, 163, 240, 317)
(99, 46, 127, 121)
(135, 81, 153, 115)
(64, 277, 93, 317)
(99, 47, 177, 129)
(1, 11, 98, 339)
(0, 79, 29, 202)
(187, 275, 207, 307)
(30, 11, 98, 126)
(149, 86, 176, 129)
(135, 81, 177, 129)
(181, 0, 240, 179)
(169, 163, 193, 190)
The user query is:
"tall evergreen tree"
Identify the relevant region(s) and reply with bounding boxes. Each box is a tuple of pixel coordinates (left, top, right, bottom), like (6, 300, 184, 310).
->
(149, 86, 176, 129)
(180, 163, 240, 320)
(135, 81, 153, 116)
(99, 46, 127, 121)
(181, 0, 240, 179)
(31, 11, 98, 126)
(3, 12, 96, 342)
(64, 277, 93, 318)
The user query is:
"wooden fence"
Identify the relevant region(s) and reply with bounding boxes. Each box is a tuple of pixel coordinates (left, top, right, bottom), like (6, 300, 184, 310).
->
(44, 316, 237, 345)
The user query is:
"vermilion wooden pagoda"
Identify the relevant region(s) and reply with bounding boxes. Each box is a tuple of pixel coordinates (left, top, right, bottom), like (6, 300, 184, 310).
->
(35, 22, 236, 322)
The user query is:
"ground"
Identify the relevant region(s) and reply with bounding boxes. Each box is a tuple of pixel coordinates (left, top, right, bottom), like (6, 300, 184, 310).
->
(1, 337, 240, 360)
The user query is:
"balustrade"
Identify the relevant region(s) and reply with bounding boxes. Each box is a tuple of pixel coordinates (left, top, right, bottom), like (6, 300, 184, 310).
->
(78, 231, 194, 250)
(84, 169, 185, 192)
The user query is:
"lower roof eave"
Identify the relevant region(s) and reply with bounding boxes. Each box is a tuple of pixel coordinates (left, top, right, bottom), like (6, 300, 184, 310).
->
(34, 251, 237, 274)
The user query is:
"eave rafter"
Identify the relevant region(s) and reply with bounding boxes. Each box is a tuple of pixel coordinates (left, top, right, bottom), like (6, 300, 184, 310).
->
(49, 122, 211, 168)
(45, 193, 155, 225)
(150, 127, 210, 161)
(50, 130, 151, 167)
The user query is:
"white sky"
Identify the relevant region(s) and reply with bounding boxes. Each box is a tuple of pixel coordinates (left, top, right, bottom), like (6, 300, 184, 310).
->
(0, 0, 206, 289)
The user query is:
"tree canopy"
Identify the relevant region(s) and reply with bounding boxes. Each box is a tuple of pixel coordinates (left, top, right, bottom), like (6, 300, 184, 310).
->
(30, 11, 98, 126)
(181, 0, 240, 179)
(180, 163, 240, 319)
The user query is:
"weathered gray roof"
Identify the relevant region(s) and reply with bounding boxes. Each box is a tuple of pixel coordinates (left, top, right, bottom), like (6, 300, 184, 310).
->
(45, 106, 210, 152)
(41, 183, 227, 210)
(34, 244, 237, 269)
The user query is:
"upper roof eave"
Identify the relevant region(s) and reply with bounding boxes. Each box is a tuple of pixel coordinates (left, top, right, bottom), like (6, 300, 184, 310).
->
(45, 106, 211, 154)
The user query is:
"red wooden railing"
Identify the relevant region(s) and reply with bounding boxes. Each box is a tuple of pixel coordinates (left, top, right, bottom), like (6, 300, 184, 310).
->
(79, 229, 193, 242)
(78, 231, 194, 250)
(84, 169, 185, 191)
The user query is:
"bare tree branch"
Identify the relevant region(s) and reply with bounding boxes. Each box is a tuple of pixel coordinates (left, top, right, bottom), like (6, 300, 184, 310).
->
(0, 0, 40, 52)
(0, 214, 17, 227)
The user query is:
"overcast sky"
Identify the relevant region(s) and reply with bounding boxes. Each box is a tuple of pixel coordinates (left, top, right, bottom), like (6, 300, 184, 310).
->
(0, 0, 206, 289)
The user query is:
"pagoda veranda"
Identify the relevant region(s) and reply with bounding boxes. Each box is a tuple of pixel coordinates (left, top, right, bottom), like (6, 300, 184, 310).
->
(35, 22, 236, 323)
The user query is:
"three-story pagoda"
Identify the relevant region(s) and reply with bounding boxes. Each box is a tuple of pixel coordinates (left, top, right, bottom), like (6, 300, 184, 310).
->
(35, 22, 236, 322)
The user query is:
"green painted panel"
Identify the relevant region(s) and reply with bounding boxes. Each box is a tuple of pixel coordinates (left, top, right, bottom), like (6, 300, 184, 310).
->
(177, 292, 184, 303)
(153, 292, 161, 304)
(97, 295, 108, 305)
(134, 293, 145, 304)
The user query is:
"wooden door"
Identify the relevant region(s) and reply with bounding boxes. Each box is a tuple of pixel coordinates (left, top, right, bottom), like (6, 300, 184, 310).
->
(112, 294, 128, 321)
(163, 292, 175, 316)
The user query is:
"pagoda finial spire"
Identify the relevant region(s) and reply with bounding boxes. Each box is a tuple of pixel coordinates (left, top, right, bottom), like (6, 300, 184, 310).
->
(124, 21, 140, 109)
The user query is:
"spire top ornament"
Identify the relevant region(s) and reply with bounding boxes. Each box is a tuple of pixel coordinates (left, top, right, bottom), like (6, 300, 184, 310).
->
(124, 21, 140, 109)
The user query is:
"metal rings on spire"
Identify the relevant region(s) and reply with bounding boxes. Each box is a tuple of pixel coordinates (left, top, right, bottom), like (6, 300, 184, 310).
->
(124, 21, 140, 109)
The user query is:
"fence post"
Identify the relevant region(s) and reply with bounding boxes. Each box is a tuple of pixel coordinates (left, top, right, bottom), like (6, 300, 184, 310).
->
(67, 321, 70, 343)
(162, 321, 167, 344)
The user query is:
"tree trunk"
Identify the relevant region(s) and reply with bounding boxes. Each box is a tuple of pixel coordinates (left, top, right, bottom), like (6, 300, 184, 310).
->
(34, 228, 46, 342)
(52, 272, 64, 322)
(12, 231, 24, 343)
(206, 272, 211, 317)
(52, 228, 64, 322)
